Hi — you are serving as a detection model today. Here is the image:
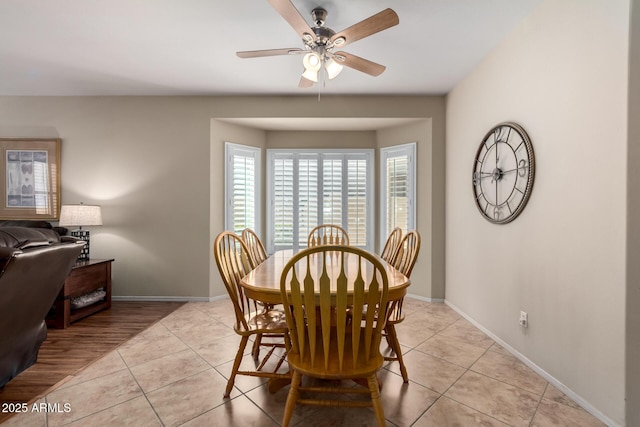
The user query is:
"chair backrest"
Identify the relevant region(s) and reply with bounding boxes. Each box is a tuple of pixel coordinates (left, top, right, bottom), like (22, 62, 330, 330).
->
(380, 227, 403, 263)
(241, 228, 268, 266)
(280, 245, 389, 372)
(213, 231, 258, 332)
(391, 230, 421, 277)
(307, 224, 350, 247)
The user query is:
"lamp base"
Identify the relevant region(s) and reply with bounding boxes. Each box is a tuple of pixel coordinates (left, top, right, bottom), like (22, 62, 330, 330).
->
(71, 229, 90, 262)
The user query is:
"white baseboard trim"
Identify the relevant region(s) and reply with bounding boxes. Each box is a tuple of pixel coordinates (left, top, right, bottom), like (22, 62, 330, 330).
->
(406, 293, 445, 303)
(444, 300, 619, 427)
(111, 295, 219, 303)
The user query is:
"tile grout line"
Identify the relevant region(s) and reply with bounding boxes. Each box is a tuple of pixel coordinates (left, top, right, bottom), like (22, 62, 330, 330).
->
(528, 382, 549, 427)
(117, 348, 166, 427)
(430, 342, 503, 424)
(169, 302, 276, 424)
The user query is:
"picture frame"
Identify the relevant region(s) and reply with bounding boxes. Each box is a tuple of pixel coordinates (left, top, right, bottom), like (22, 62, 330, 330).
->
(0, 138, 61, 220)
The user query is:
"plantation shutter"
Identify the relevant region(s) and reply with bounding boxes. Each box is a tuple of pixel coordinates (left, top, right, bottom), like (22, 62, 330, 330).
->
(267, 150, 373, 252)
(380, 143, 416, 245)
(298, 155, 319, 247)
(273, 155, 295, 249)
(225, 143, 260, 234)
(347, 157, 368, 247)
(322, 157, 343, 226)
(386, 155, 409, 233)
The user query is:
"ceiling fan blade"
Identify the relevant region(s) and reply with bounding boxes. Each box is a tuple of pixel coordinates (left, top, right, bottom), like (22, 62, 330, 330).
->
(334, 51, 386, 76)
(329, 8, 399, 48)
(299, 76, 314, 88)
(237, 48, 304, 58)
(268, 0, 315, 41)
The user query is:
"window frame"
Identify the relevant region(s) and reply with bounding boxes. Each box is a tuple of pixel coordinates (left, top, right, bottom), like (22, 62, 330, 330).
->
(379, 142, 416, 251)
(224, 142, 261, 236)
(266, 148, 374, 253)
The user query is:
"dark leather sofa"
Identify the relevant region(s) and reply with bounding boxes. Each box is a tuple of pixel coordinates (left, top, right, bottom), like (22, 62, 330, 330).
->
(0, 226, 84, 388)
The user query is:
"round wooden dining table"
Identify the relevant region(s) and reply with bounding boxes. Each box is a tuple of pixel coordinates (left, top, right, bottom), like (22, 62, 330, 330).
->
(240, 249, 410, 305)
(240, 248, 410, 393)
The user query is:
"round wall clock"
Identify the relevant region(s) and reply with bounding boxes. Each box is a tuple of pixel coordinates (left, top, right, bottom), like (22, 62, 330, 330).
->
(472, 122, 535, 224)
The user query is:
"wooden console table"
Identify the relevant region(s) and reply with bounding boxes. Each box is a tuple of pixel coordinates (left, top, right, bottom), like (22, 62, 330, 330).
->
(47, 258, 114, 329)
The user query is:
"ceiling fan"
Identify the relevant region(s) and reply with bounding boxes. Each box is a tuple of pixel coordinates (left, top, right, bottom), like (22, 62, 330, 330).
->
(236, 0, 399, 88)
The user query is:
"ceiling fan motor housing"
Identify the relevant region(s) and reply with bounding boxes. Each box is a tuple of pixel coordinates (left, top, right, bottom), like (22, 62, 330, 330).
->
(311, 26, 335, 45)
(311, 8, 327, 26)
(307, 8, 335, 47)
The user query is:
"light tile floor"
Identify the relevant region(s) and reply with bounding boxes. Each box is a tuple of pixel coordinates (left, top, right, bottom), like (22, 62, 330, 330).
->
(2, 299, 605, 426)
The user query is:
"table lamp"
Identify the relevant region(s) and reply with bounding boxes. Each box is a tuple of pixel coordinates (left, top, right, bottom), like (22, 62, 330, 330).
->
(58, 203, 103, 261)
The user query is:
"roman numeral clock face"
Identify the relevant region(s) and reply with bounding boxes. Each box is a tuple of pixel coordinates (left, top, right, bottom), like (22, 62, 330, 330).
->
(472, 122, 535, 224)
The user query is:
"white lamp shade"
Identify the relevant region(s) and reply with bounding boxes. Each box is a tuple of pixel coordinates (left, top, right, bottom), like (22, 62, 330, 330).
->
(302, 52, 322, 83)
(301, 68, 319, 82)
(324, 57, 343, 80)
(58, 204, 103, 227)
(303, 52, 321, 70)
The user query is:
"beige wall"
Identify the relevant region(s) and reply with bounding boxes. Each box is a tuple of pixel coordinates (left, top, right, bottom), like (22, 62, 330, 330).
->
(0, 96, 445, 301)
(627, 0, 640, 424)
(377, 119, 446, 299)
(209, 119, 266, 297)
(0, 97, 213, 299)
(445, 0, 628, 424)
(266, 130, 375, 149)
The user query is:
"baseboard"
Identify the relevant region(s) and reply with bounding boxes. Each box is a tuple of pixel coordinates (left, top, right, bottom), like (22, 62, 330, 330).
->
(111, 295, 225, 303)
(444, 299, 619, 427)
(406, 293, 445, 303)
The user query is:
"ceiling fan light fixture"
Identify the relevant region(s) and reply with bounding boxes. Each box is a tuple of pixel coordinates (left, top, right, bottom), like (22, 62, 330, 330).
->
(236, 3, 398, 88)
(302, 52, 321, 83)
(301, 68, 319, 83)
(324, 57, 343, 79)
(303, 52, 321, 70)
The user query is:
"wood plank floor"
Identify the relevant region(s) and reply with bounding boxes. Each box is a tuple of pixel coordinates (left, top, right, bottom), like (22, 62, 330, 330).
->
(0, 301, 184, 424)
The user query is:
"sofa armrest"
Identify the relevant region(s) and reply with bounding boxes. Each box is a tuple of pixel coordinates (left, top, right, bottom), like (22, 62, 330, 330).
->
(60, 236, 80, 244)
(0, 247, 18, 272)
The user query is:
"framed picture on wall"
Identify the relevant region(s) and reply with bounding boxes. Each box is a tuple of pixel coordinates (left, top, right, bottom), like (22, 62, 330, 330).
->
(0, 138, 61, 220)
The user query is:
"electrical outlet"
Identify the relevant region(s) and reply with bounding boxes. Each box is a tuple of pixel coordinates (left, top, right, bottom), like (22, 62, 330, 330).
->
(519, 311, 528, 328)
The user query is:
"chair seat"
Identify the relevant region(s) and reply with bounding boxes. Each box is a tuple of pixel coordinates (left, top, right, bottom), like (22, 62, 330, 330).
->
(349, 304, 405, 325)
(287, 329, 384, 379)
(235, 308, 288, 335)
(386, 305, 405, 325)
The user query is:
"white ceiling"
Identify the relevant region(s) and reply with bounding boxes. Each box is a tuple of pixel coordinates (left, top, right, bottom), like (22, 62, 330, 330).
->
(0, 0, 541, 97)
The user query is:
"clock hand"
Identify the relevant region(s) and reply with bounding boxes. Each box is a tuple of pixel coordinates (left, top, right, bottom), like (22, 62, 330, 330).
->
(476, 174, 495, 180)
(501, 166, 526, 174)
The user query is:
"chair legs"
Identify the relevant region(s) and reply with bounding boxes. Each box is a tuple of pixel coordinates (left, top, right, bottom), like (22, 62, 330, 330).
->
(367, 374, 386, 427)
(251, 334, 263, 360)
(385, 323, 408, 383)
(282, 370, 386, 427)
(224, 335, 250, 398)
(282, 370, 301, 427)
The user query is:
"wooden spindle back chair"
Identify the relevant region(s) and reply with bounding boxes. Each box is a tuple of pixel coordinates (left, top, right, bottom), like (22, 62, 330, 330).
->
(279, 245, 389, 427)
(307, 224, 350, 247)
(385, 229, 421, 382)
(380, 227, 403, 263)
(241, 228, 268, 266)
(241, 227, 276, 357)
(213, 231, 289, 398)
